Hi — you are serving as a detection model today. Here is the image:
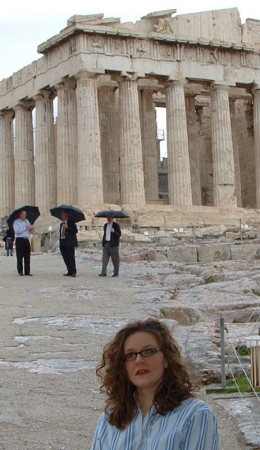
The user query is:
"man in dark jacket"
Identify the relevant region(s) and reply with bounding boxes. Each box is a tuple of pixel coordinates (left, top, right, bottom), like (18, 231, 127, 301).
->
(59, 210, 78, 277)
(99, 216, 121, 277)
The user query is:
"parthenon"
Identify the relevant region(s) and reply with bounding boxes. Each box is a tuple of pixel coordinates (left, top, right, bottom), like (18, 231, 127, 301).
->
(0, 8, 260, 220)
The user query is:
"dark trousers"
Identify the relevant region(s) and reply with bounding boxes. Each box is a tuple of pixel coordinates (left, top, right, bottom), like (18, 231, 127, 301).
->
(15, 238, 31, 274)
(60, 240, 76, 275)
(101, 242, 120, 275)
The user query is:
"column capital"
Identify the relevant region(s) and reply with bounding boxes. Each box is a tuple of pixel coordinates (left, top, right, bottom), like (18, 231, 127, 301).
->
(120, 72, 143, 81)
(14, 100, 34, 112)
(166, 78, 187, 89)
(252, 83, 260, 95)
(115, 72, 149, 85)
(0, 109, 14, 119)
(184, 91, 197, 98)
(75, 71, 99, 81)
(33, 89, 55, 102)
(98, 84, 118, 93)
(96, 74, 118, 90)
(137, 77, 164, 92)
(55, 78, 76, 91)
(211, 82, 235, 92)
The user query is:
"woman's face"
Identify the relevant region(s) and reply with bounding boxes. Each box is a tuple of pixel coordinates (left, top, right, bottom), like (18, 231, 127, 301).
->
(124, 331, 168, 394)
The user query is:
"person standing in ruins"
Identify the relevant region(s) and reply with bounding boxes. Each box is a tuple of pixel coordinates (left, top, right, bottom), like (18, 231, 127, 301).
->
(59, 210, 78, 277)
(13, 210, 33, 276)
(99, 216, 121, 277)
(3, 227, 15, 256)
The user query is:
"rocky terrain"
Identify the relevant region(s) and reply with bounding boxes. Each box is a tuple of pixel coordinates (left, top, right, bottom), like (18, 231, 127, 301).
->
(0, 241, 259, 449)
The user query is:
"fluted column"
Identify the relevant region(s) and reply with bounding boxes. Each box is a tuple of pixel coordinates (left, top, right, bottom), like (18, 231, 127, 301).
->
(98, 86, 120, 204)
(56, 79, 78, 205)
(76, 73, 103, 206)
(119, 78, 145, 206)
(185, 95, 201, 205)
(253, 87, 260, 209)
(211, 84, 236, 207)
(0, 110, 14, 216)
(140, 89, 159, 202)
(34, 90, 56, 212)
(230, 99, 242, 207)
(14, 102, 35, 207)
(166, 80, 192, 206)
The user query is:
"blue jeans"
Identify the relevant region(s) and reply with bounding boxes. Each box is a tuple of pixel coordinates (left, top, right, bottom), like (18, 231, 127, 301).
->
(5, 238, 13, 256)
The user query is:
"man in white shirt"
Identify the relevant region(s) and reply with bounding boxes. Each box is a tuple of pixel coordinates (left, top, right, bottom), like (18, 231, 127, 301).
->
(99, 216, 121, 277)
(13, 210, 33, 276)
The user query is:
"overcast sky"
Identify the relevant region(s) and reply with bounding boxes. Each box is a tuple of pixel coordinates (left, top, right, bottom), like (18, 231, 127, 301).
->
(0, 0, 260, 80)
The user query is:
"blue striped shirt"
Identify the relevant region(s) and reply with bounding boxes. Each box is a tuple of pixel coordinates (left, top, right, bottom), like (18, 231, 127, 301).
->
(90, 398, 219, 450)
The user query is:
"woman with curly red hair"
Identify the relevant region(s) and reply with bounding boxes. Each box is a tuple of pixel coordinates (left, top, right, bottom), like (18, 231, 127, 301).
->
(91, 318, 219, 449)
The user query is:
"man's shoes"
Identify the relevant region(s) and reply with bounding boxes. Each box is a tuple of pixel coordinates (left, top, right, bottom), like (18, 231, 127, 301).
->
(18, 272, 23, 276)
(64, 273, 71, 276)
(25, 274, 33, 276)
(71, 274, 76, 277)
(112, 274, 119, 277)
(99, 274, 106, 277)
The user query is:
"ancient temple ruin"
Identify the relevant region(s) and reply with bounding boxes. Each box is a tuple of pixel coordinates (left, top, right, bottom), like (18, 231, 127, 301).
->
(0, 8, 260, 221)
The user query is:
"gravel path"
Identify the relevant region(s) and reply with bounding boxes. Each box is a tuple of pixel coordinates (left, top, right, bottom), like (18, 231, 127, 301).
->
(0, 250, 248, 449)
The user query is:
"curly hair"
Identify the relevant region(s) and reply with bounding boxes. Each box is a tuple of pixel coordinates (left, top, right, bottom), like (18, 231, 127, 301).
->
(96, 318, 195, 429)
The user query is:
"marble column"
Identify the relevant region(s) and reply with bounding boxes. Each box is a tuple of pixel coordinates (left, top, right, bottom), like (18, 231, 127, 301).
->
(0, 110, 14, 217)
(230, 99, 242, 207)
(14, 102, 35, 207)
(140, 89, 159, 202)
(185, 95, 201, 205)
(165, 80, 192, 206)
(56, 79, 78, 205)
(98, 86, 120, 204)
(34, 90, 56, 212)
(253, 87, 260, 209)
(211, 84, 236, 207)
(76, 73, 103, 206)
(119, 78, 145, 206)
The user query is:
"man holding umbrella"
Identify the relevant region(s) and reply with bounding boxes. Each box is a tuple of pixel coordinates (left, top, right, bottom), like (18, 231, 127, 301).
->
(11, 207, 39, 276)
(50, 205, 85, 278)
(97, 211, 124, 278)
(59, 210, 78, 277)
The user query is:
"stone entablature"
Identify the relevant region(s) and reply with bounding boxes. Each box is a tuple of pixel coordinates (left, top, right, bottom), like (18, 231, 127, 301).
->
(0, 9, 260, 110)
(0, 8, 260, 218)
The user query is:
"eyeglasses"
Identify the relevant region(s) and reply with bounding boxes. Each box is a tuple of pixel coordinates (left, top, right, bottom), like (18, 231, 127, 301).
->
(124, 348, 161, 362)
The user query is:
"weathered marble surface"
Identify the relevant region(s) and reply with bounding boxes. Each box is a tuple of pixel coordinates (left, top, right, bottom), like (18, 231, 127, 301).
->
(0, 244, 259, 448)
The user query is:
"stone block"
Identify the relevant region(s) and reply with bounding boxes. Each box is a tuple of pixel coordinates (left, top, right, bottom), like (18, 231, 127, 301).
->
(78, 231, 100, 242)
(197, 244, 231, 262)
(163, 273, 203, 288)
(134, 234, 151, 242)
(160, 306, 201, 326)
(166, 245, 197, 263)
(255, 249, 260, 260)
(120, 234, 135, 243)
(136, 214, 165, 227)
(158, 236, 175, 244)
(225, 231, 240, 240)
(230, 243, 257, 260)
(31, 236, 42, 252)
(244, 230, 257, 239)
(199, 225, 227, 237)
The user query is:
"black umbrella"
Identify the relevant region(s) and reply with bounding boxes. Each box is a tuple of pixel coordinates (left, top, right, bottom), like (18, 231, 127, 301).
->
(95, 210, 129, 218)
(7, 205, 40, 227)
(50, 205, 85, 223)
